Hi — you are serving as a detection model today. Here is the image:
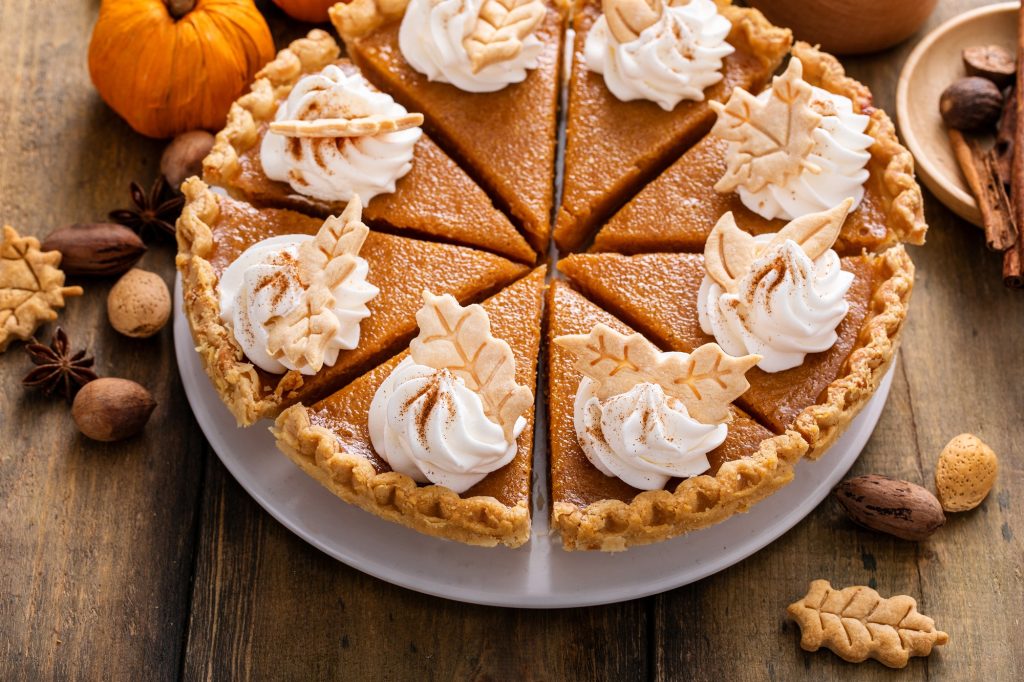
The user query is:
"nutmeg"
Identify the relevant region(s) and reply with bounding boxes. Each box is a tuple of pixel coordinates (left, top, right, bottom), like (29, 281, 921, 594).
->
(963, 45, 1017, 88)
(160, 130, 215, 189)
(834, 475, 945, 541)
(41, 223, 146, 277)
(107, 268, 171, 338)
(72, 378, 156, 442)
(939, 77, 1004, 131)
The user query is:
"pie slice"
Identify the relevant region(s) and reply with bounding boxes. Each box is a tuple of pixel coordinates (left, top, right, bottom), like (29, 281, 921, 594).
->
(591, 42, 928, 256)
(553, 0, 792, 252)
(558, 245, 914, 454)
(547, 280, 807, 551)
(203, 30, 535, 264)
(176, 177, 528, 426)
(329, 0, 565, 253)
(273, 267, 546, 547)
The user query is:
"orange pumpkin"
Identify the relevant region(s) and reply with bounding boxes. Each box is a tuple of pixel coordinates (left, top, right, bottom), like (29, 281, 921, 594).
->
(271, 0, 336, 23)
(88, 0, 276, 139)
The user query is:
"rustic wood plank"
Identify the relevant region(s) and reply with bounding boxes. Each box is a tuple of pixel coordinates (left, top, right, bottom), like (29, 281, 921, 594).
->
(182, 455, 648, 680)
(0, 0, 206, 678)
(654, 0, 1023, 677)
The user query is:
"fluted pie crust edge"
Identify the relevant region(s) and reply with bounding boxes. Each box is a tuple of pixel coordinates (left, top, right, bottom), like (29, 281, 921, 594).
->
(794, 42, 927, 250)
(272, 403, 531, 547)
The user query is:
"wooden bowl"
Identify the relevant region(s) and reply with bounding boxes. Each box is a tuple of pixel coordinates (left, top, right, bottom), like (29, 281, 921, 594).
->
(896, 2, 1019, 228)
(747, 0, 938, 55)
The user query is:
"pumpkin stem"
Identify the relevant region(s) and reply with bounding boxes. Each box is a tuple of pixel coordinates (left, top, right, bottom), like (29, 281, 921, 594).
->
(164, 0, 196, 18)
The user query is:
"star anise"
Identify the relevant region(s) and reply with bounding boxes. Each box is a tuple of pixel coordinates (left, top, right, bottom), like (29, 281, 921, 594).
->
(22, 327, 99, 402)
(109, 176, 184, 241)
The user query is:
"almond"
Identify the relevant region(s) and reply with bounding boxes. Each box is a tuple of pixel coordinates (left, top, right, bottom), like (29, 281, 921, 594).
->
(41, 223, 146, 277)
(834, 475, 945, 541)
(71, 378, 156, 442)
(935, 433, 998, 512)
(107, 268, 171, 338)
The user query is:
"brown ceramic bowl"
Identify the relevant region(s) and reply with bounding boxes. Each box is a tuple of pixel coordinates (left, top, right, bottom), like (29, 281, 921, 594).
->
(747, 0, 938, 55)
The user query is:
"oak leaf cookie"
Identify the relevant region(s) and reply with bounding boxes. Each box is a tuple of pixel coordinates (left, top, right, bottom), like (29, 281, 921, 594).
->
(0, 225, 83, 351)
(787, 580, 948, 668)
(935, 433, 998, 512)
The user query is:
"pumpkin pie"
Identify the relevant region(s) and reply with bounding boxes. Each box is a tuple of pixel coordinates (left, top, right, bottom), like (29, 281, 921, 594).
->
(176, 177, 528, 426)
(591, 43, 927, 256)
(273, 267, 546, 547)
(203, 30, 535, 264)
(329, 0, 565, 253)
(553, 0, 792, 252)
(547, 280, 808, 551)
(559, 214, 915, 456)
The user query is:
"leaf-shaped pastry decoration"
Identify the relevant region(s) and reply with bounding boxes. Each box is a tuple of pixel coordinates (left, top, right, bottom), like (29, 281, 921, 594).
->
(410, 291, 533, 441)
(603, 0, 663, 43)
(711, 57, 823, 194)
(265, 198, 370, 372)
(0, 225, 84, 352)
(554, 324, 759, 424)
(463, 0, 546, 74)
(703, 200, 853, 293)
(269, 112, 424, 138)
(787, 580, 950, 669)
(765, 197, 853, 260)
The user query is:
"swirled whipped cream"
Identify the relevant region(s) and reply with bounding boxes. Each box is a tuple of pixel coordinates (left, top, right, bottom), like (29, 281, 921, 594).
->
(218, 235, 378, 375)
(574, 378, 725, 490)
(260, 65, 421, 203)
(698, 234, 853, 373)
(399, 0, 543, 93)
(369, 358, 527, 493)
(733, 88, 873, 221)
(584, 0, 733, 111)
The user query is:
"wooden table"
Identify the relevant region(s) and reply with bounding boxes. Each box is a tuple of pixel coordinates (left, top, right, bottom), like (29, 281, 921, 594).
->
(2, 1, 1021, 678)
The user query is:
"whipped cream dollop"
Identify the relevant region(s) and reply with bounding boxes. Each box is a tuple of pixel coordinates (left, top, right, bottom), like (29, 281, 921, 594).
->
(369, 358, 527, 493)
(584, 0, 733, 111)
(260, 65, 421, 203)
(219, 235, 378, 375)
(399, 0, 542, 93)
(733, 87, 873, 220)
(574, 378, 725, 490)
(698, 234, 853, 373)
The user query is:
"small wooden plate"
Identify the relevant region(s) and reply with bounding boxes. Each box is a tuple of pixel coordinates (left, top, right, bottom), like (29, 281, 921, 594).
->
(896, 2, 1019, 228)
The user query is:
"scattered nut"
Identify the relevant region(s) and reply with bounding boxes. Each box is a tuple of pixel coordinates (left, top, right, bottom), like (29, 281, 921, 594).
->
(107, 268, 171, 338)
(939, 77, 1004, 131)
(41, 223, 146, 277)
(72, 378, 156, 442)
(935, 433, 998, 512)
(963, 45, 1017, 88)
(833, 474, 945, 541)
(160, 130, 215, 189)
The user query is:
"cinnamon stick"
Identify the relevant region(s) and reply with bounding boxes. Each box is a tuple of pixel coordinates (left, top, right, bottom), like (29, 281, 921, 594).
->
(1008, 10, 1024, 287)
(949, 129, 1017, 250)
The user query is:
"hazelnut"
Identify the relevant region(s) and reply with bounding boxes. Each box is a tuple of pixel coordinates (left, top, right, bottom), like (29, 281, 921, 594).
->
(72, 378, 156, 442)
(939, 77, 1004, 131)
(160, 130, 215, 189)
(107, 268, 171, 338)
(963, 45, 1017, 88)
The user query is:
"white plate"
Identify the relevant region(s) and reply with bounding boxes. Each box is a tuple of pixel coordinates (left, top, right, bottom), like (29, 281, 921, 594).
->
(174, 278, 893, 608)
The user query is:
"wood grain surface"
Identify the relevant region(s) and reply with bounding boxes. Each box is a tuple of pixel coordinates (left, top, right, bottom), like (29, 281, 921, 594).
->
(1, 1, 1021, 679)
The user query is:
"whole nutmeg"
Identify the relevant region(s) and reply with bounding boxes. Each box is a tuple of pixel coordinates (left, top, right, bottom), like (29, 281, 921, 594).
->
(72, 378, 156, 442)
(107, 268, 171, 338)
(41, 223, 146, 277)
(160, 130, 215, 189)
(939, 77, 1003, 131)
(963, 45, 1017, 88)
(834, 474, 945, 541)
